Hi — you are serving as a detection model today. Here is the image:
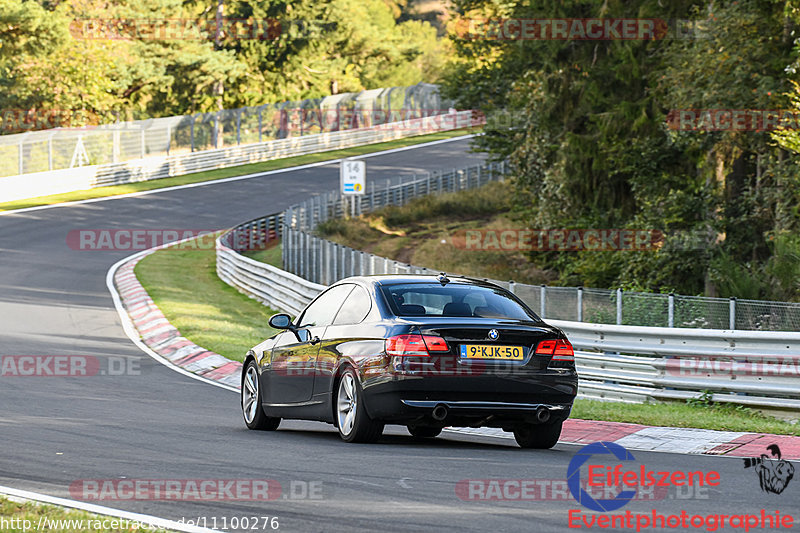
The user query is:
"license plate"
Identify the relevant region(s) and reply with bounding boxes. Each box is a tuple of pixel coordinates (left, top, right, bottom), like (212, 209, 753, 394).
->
(460, 344, 524, 360)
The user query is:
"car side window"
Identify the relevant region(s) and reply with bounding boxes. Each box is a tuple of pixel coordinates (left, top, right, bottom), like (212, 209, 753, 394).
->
(298, 284, 354, 328)
(332, 285, 372, 325)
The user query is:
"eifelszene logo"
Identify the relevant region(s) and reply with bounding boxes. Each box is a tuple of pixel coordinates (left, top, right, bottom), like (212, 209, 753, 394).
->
(743, 444, 795, 494)
(567, 441, 721, 512)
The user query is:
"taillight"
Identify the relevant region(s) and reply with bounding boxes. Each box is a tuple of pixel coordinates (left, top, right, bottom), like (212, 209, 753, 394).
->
(385, 334, 449, 356)
(535, 339, 575, 362)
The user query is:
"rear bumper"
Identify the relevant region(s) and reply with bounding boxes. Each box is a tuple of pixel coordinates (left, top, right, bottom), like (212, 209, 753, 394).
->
(362, 372, 577, 427)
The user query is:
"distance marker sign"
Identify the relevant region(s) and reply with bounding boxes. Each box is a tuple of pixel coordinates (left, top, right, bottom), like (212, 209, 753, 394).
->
(341, 159, 366, 195)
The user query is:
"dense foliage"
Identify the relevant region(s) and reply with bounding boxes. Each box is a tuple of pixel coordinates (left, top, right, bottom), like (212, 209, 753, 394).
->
(0, 0, 447, 121)
(443, 0, 800, 300)
(4, 0, 799, 300)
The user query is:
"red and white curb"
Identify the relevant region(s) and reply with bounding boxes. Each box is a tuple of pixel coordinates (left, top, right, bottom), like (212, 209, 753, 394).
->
(109, 247, 800, 459)
(452, 422, 800, 459)
(110, 248, 242, 391)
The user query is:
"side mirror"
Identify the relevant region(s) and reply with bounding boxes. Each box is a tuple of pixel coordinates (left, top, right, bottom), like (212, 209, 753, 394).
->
(268, 313, 293, 329)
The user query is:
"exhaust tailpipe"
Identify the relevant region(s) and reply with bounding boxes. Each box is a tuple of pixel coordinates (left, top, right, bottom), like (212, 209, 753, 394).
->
(536, 407, 551, 424)
(432, 405, 448, 421)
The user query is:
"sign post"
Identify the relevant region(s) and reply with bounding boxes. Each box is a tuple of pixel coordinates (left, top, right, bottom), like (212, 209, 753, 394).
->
(340, 158, 366, 218)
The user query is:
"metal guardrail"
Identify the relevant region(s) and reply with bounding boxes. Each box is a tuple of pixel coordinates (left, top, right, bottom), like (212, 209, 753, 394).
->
(0, 110, 478, 203)
(277, 178, 800, 331)
(551, 320, 800, 408)
(215, 160, 800, 410)
(217, 237, 324, 317)
(1, 83, 447, 176)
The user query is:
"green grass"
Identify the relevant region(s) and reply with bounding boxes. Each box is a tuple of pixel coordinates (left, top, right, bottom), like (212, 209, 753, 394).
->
(572, 398, 800, 436)
(134, 236, 279, 362)
(132, 205, 800, 434)
(243, 242, 283, 267)
(0, 496, 172, 532)
(0, 128, 477, 212)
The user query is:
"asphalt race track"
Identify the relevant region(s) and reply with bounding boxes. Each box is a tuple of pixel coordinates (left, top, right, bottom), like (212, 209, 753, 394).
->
(1, 137, 798, 532)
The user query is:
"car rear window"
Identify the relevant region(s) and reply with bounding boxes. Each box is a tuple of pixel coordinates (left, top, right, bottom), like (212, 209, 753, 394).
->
(379, 282, 539, 321)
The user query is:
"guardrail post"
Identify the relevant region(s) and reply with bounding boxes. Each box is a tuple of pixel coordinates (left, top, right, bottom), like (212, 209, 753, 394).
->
(292, 226, 298, 275)
(285, 226, 291, 272)
(577, 287, 583, 322)
(305, 232, 312, 280)
(540, 285, 546, 319)
(311, 235, 318, 283)
(306, 233, 312, 280)
(236, 109, 242, 145)
(616, 288, 623, 325)
(331, 243, 338, 282)
(350, 248, 356, 276)
(298, 232, 304, 278)
(341, 245, 347, 278)
(258, 107, 263, 143)
(508, 280, 516, 294)
(668, 293, 675, 327)
(324, 240, 331, 284)
(383, 256, 390, 275)
(730, 297, 736, 330)
(283, 227, 289, 271)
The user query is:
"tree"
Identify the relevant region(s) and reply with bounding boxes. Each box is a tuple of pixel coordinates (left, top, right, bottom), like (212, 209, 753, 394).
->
(443, 0, 800, 299)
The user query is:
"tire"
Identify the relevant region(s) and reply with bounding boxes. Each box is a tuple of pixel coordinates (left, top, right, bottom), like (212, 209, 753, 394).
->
(513, 420, 562, 449)
(242, 361, 281, 431)
(407, 425, 442, 438)
(336, 368, 384, 443)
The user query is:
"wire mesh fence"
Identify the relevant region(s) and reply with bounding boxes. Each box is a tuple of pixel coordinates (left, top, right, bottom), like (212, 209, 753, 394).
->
(224, 158, 800, 331)
(0, 83, 451, 177)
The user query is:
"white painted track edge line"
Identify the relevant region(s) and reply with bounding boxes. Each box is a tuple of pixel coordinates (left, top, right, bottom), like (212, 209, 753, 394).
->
(106, 247, 239, 394)
(0, 484, 220, 533)
(1, 134, 477, 216)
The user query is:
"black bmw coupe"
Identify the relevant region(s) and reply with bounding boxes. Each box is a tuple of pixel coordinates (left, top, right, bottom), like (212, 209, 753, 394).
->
(241, 274, 578, 448)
